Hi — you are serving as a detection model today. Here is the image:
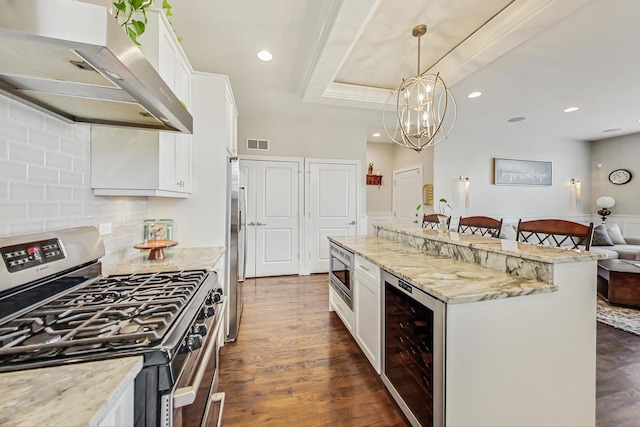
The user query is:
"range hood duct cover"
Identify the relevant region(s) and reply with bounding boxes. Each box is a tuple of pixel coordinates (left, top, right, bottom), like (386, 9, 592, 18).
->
(0, 0, 193, 134)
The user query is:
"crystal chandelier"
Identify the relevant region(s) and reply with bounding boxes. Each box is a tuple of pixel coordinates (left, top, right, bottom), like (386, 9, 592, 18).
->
(383, 24, 457, 152)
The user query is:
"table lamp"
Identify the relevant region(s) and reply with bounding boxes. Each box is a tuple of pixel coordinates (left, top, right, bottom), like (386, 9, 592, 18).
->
(596, 196, 615, 222)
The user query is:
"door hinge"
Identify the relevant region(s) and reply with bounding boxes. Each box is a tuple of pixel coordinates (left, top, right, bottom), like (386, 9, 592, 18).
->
(393, 212, 396, 217)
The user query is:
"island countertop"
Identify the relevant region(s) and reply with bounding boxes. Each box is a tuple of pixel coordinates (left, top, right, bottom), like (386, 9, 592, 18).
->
(330, 235, 557, 304)
(375, 223, 604, 264)
(103, 247, 225, 276)
(0, 356, 142, 427)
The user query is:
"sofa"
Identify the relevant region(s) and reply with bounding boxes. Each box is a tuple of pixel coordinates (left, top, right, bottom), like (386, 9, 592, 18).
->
(498, 222, 640, 260)
(587, 223, 640, 260)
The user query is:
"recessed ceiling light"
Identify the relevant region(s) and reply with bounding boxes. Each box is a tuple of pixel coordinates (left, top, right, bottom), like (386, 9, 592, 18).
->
(467, 91, 482, 99)
(257, 50, 273, 62)
(507, 116, 526, 123)
(372, 133, 380, 137)
(563, 106, 579, 113)
(602, 128, 622, 133)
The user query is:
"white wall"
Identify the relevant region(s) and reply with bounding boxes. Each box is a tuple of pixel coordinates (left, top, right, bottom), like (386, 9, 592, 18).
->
(590, 133, 640, 215)
(147, 72, 230, 247)
(0, 96, 146, 264)
(238, 117, 366, 161)
(366, 142, 394, 213)
(434, 128, 592, 224)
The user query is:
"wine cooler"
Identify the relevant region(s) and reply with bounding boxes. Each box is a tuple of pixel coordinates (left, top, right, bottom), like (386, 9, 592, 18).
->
(381, 269, 445, 427)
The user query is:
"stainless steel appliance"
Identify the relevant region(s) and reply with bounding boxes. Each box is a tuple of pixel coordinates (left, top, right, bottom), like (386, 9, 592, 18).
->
(329, 241, 353, 309)
(226, 156, 246, 341)
(0, 0, 193, 133)
(0, 227, 224, 427)
(381, 269, 445, 427)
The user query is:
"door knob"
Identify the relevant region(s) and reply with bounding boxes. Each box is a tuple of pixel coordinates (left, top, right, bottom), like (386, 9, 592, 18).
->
(349, 221, 356, 225)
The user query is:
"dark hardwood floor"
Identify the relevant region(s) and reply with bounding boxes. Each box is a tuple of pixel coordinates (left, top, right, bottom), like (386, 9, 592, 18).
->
(597, 323, 640, 426)
(218, 273, 640, 426)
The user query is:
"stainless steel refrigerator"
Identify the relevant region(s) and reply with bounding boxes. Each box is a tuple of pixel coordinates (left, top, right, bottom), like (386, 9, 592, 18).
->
(226, 157, 246, 341)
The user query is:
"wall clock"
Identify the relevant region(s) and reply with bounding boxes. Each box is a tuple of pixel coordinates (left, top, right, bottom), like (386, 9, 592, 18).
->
(608, 168, 632, 185)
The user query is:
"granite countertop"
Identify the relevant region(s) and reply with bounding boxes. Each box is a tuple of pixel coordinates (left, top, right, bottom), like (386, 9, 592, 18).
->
(103, 246, 225, 276)
(376, 224, 605, 264)
(330, 235, 558, 304)
(0, 357, 142, 427)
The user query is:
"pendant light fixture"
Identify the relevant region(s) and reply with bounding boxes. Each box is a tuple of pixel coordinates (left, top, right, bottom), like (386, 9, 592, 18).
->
(383, 24, 457, 152)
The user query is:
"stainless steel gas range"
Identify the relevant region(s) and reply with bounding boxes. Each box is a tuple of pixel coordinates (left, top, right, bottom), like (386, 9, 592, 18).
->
(0, 226, 225, 427)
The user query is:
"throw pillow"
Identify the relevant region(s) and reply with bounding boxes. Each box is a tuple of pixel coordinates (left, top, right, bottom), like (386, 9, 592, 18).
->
(605, 223, 627, 244)
(592, 224, 614, 246)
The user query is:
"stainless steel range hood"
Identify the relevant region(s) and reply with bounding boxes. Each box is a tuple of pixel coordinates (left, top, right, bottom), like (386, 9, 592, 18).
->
(0, 0, 193, 133)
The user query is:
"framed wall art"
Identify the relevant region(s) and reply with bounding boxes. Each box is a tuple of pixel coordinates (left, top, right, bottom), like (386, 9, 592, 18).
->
(493, 158, 552, 186)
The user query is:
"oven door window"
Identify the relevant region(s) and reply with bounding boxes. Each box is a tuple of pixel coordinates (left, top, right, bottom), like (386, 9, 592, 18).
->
(331, 256, 351, 291)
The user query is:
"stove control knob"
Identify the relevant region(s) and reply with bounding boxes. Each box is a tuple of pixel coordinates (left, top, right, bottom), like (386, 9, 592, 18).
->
(212, 292, 221, 303)
(214, 288, 223, 296)
(202, 306, 215, 318)
(187, 334, 203, 352)
(194, 323, 208, 336)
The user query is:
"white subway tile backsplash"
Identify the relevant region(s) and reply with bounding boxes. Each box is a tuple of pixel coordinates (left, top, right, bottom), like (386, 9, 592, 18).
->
(60, 170, 83, 187)
(9, 183, 45, 200)
(46, 151, 73, 170)
(9, 220, 45, 236)
(59, 202, 84, 217)
(29, 127, 60, 150)
(0, 97, 8, 117)
(45, 185, 72, 201)
(29, 202, 59, 219)
(0, 116, 29, 141)
(0, 203, 28, 221)
(45, 218, 74, 231)
(2, 96, 146, 263)
(73, 187, 96, 201)
(0, 160, 28, 181)
(44, 116, 74, 140)
(28, 165, 59, 184)
(84, 202, 104, 217)
(0, 138, 7, 159)
(9, 142, 45, 165)
(73, 157, 91, 174)
(10, 102, 46, 129)
(60, 138, 85, 157)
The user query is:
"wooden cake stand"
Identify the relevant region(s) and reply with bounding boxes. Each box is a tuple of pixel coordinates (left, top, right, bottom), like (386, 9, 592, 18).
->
(134, 240, 178, 260)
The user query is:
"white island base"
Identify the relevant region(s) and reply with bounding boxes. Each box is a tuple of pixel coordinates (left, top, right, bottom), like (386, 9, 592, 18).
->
(329, 228, 598, 427)
(446, 262, 595, 426)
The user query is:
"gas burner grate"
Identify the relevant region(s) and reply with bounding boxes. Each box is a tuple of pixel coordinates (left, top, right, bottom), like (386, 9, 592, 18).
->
(0, 270, 208, 362)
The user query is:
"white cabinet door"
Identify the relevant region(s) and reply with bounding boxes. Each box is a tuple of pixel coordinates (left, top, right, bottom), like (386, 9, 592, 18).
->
(354, 255, 381, 373)
(90, 9, 192, 198)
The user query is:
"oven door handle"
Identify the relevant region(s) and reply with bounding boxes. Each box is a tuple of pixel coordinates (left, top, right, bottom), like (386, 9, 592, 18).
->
(173, 326, 219, 409)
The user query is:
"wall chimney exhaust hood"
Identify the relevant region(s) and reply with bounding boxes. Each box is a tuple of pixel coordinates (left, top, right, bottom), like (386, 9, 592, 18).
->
(0, 0, 193, 134)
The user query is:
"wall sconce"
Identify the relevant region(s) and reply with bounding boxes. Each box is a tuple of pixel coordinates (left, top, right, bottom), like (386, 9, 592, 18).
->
(569, 178, 582, 203)
(596, 196, 616, 223)
(459, 175, 470, 208)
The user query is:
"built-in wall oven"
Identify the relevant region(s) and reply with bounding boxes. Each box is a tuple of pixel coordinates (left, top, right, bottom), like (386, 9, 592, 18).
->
(329, 241, 353, 309)
(381, 269, 446, 427)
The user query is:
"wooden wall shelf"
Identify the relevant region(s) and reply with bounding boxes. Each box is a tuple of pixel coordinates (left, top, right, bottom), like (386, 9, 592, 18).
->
(366, 174, 383, 186)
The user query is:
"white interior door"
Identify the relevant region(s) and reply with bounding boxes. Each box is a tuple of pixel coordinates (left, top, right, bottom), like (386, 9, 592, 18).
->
(241, 159, 300, 277)
(307, 160, 358, 273)
(393, 165, 423, 225)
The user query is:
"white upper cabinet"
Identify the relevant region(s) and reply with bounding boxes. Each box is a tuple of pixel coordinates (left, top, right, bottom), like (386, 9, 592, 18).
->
(91, 8, 192, 198)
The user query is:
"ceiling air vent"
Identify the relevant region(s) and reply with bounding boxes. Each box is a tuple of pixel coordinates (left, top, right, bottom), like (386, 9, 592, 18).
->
(246, 138, 269, 151)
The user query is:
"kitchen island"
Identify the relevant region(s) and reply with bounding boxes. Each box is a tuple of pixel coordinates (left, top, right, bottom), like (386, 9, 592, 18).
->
(330, 224, 603, 427)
